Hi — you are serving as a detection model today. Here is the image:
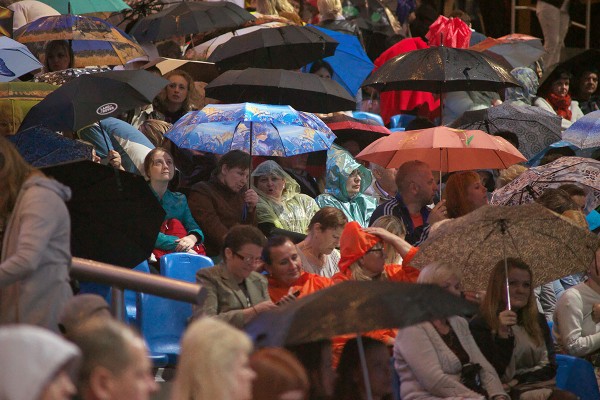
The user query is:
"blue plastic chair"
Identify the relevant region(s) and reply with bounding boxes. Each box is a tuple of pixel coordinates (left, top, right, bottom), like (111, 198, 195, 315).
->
(352, 111, 384, 126)
(555, 354, 600, 400)
(160, 253, 214, 281)
(390, 127, 406, 132)
(389, 114, 416, 129)
(124, 261, 150, 327)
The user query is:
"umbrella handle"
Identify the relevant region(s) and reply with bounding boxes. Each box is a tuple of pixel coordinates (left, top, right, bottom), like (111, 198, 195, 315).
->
(357, 335, 374, 400)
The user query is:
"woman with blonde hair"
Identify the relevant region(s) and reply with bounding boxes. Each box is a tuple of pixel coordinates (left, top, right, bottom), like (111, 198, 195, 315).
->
(139, 119, 172, 147)
(171, 317, 256, 400)
(470, 259, 573, 400)
(394, 262, 508, 400)
(316, 0, 363, 44)
(0, 137, 72, 331)
(444, 171, 489, 219)
(153, 70, 200, 124)
(371, 215, 406, 265)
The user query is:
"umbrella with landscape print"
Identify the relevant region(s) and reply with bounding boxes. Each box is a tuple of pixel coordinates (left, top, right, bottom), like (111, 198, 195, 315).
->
(39, 0, 130, 15)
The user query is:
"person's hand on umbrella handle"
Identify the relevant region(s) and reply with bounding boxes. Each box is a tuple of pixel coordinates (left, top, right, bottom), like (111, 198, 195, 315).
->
(107, 150, 124, 171)
(428, 199, 448, 225)
(175, 234, 198, 252)
(592, 303, 600, 323)
(498, 309, 517, 338)
(244, 188, 259, 210)
(491, 98, 503, 107)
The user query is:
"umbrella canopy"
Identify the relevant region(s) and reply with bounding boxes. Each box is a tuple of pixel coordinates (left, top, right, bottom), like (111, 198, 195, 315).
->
(164, 102, 336, 157)
(0, 36, 43, 81)
(305, 26, 375, 97)
(490, 156, 600, 212)
(8, 125, 93, 167)
(356, 126, 526, 171)
(469, 34, 545, 69)
(562, 110, 600, 149)
(33, 66, 112, 86)
(362, 46, 520, 93)
(0, 81, 56, 134)
(448, 102, 562, 160)
(41, 160, 165, 268)
(129, 1, 255, 43)
(14, 15, 146, 67)
(411, 203, 599, 291)
(205, 68, 356, 113)
(245, 280, 477, 347)
(143, 58, 220, 83)
(19, 70, 169, 132)
(321, 113, 391, 149)
(38, 0, 131, 14)
(207, 25, 338, 71)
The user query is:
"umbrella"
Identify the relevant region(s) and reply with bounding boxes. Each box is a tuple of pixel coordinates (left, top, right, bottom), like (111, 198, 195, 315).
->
(410, 203, 599, 291)
(362, 45, 520, 93)
(8, 125, 94, 167)
(41, 160, 165, 268)
(129, 1, 255, 43)
(562, 110, 600, 149)
(448, 102, 562, 160)
(526, 140, 580, 167)
(490, 156, 600, 212)
(469, 34, 545, 69)
(143, 58, 219, 83)
(19, 70, 169, 133)
(204, 68, 356, 113)
(164, 102, 336, 157)
(14, 15, 146, 67)
(38, 0, 130, 15)
(0, 81, 56, 134)
(245, 280, 477, 347)
(355, 126, 526, 171)
(207, 25, 338, 71)
(321, 113, 391, 149)
(0, 36, 43, 81)
(33, 66, 112, 86)
(304, 26, 374, 97)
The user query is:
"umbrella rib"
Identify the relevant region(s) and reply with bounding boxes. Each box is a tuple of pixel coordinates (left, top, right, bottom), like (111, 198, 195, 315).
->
(272, 122, 288, 157)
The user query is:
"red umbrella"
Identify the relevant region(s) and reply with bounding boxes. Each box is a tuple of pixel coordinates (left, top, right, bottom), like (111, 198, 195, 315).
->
(355, 126, 526, 171)
(321, 113, 391, 149)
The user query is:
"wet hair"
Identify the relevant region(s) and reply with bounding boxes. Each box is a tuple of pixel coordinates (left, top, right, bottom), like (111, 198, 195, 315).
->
(143, 147, 173, 178)
(217, 149, 251, 174)
(307, 206, 348, 232)
(250, 348, 309, 400)
(535, 188, 578, 214)
(480, 258, 543, 346)
(309, 60, 334, 77)
(222, 225, 267, 259)
(262, 235, 293, 266)
(0, 137, 37, 219)
(43, 40, 74, 72)
(443, 171, 483, 218)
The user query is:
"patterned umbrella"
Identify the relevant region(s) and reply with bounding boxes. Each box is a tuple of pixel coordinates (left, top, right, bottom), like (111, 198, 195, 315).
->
(33, 66, 112, 86)
(411, 203, 599, 291)
(490, 156, 600, 212)
(164, 102, 336, 157)
(14, 15, 145, 67)
(562, 110, 600, 149)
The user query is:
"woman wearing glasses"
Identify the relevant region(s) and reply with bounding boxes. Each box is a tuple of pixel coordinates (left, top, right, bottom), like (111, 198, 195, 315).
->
(195, 225, 277, 328)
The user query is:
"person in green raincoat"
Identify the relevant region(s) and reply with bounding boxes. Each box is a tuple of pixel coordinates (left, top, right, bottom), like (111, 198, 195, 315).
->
(315, 145, 377, 227)
(252, 160, 320, 241)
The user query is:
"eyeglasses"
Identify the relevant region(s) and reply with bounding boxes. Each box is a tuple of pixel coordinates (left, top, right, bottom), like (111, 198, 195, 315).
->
(233, 251, 263, 266)
(366, 246, 384, 255)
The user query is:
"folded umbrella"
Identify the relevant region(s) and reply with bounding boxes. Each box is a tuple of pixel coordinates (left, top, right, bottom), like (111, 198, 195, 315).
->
(41, 160, 165, 268)
(245, 280, 477, 347)
(8, 125, 93, 167)
(205, 68, 356, 113)
(0, 36, 43, 81)
(411, 203, 599, 291)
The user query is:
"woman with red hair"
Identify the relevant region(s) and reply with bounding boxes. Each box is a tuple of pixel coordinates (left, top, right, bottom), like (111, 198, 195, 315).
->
(444, 171, 489, 219)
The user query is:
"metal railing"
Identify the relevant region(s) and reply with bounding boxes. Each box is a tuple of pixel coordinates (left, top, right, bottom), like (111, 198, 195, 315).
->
(71, 257, 204, 320)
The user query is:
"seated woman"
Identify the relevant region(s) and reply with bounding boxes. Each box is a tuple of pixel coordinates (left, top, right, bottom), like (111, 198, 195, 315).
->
(152, 70, 199, 124)
(444, 171, 489, 219)
(394, 262, 508, 400)
(252, 160, 320, 241)
(371, 215, 407, 265)
(188, 150, 258, 258)
(334, 337, 393, 400)
(316, 145, 377, 227)
(144, 148, 204, 260)
(194, 225, 276, 328)
(542, 69, 584, 130)
(42, 40, 73, 73)
(296, 206, 348, 278)
(470, 258, 574, 400)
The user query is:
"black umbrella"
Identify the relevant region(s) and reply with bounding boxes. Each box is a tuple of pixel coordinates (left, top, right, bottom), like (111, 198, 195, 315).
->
(538, 49, 600, 96)
(19, 70, 169, 133)
(9, 125, 94, 167)
(207, 25, 339, 71)
(41, 160, 165, 268)
(448, 102, 562, 160)
(362, 46, 520, 93)
(129, 1, 256, 43)
(245, 280, 477, 347)
(205, 68, 356, 113)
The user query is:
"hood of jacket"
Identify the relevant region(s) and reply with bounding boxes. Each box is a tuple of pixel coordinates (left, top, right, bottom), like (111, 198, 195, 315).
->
(251, 160, 301, 202)
(22, 174, 72, 202)
(324, 145, 372, 202)
(0, 325, 80, 400)
(338, 221, 381, 272)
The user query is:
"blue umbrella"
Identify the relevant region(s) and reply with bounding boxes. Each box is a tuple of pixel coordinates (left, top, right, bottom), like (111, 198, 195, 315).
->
(8, 125, 93, 167)
(164, 102, 336, 157)
(303, 26, 374, 97)
(526, 140, 580, 167)
(562, 110, 600, 149)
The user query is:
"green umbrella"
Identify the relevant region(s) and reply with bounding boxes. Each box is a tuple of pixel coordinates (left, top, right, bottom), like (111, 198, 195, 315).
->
(38, 0, 130, 15)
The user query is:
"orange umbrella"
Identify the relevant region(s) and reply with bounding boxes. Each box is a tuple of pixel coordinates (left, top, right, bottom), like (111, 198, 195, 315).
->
(355, 126, 526, 171)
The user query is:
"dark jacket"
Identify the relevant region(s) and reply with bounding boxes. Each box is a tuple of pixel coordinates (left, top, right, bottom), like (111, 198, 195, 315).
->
(368, 193, 430, 245)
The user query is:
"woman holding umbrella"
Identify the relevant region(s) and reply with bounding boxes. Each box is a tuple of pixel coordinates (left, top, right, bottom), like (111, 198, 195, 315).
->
(470, 258, 575, 400)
